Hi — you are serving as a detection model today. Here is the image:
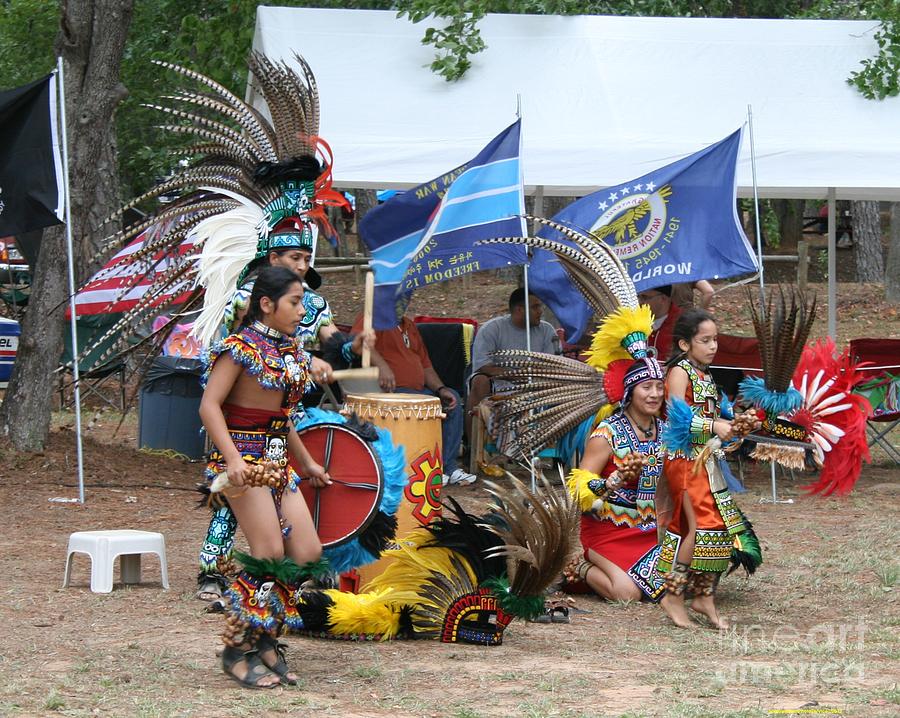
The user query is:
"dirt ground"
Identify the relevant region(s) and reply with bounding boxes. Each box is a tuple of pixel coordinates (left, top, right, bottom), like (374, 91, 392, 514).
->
(0, 272, 898, 717)
(0, 423, 897, 718)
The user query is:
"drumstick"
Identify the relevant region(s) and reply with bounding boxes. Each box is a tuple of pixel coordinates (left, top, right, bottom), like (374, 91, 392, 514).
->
(362, 270, 374, 368)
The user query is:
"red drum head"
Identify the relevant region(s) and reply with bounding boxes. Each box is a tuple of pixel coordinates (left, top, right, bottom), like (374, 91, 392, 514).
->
(292, 423, 384, 548)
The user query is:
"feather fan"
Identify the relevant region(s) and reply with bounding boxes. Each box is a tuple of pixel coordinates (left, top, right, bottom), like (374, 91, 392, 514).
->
(792, 339, 871, 495)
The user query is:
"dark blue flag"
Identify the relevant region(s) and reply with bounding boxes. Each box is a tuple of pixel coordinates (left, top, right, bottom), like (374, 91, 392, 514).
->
(531, 128, 757, 342)
(0, 74, 65, 236)
(359, 120, 526, 329)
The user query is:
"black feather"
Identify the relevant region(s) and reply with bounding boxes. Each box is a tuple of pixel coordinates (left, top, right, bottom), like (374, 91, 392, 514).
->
(357, 511, 398, 557)
(296, 590, 334, 630)
(422, 497, 507, 581)
(253, 154, 321, 185)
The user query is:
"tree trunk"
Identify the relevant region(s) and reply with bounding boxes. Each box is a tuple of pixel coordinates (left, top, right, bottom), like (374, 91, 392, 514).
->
(771, 199, 804, 248)
(0, 0, 134, 451)
(353, 188, 378, 255)
(852, 200, 884, 282)
(887, 203, 900, 303)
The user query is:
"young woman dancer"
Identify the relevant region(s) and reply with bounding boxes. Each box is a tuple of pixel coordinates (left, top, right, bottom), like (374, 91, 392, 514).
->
(658, 308, 747, 630)
(200, 266, 332, 688)
(571, 357, 695, 628)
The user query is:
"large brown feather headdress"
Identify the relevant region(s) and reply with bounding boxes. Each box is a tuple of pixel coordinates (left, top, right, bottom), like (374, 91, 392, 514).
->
(78, 52, 348, 370)
(284, 473, 579, 645)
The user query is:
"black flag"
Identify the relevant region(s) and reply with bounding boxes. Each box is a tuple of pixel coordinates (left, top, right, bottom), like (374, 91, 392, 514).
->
(0, 74, 65, 236)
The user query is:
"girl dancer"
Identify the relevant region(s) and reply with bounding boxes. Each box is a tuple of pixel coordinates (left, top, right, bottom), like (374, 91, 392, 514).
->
(658, 309, 748, 630)
(200, 266, 331, 687)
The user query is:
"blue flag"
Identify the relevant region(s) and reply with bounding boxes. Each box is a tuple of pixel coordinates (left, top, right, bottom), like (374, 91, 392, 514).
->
(359, 120, 526, 329)
(530, 128, 757, 342)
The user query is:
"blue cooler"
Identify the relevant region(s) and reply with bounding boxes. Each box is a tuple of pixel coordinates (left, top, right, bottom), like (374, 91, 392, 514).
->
(0, 317, 20, 384)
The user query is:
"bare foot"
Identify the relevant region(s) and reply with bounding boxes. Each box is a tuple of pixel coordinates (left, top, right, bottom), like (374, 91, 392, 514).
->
(689, 595, 730, 630)
(660, 593, 697, 629)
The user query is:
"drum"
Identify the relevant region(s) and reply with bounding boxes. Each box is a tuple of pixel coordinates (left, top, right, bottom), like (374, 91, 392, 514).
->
(342, 392, 445, 585)
(294, 422, 384, 548)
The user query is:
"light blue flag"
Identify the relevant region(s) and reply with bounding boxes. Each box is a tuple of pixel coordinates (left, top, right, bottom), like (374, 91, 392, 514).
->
(359, 120, 527, 329)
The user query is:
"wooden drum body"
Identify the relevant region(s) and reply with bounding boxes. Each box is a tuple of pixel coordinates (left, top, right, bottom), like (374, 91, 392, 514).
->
(343, 392, 444, 584)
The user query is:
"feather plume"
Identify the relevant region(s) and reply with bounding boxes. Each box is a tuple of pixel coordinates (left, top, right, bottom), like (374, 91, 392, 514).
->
(76, 51, 338, 379)
(792, 339, 871, 495)
(661, 397, 695, 455)
(478, 215, 636, 316)
(323, 588, 413, 640)
(481, 473, 579, 600)
(586, 305, 654, 370)
(728, 509, 763, 576)
(487, 350, 606, 457)
(190, 197, 266, 346)
(747, 286, 817, 393)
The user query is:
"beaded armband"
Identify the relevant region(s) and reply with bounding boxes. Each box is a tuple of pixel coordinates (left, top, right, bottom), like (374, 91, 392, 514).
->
(587, 478, 607, 496)
(689, 414, 714, 442)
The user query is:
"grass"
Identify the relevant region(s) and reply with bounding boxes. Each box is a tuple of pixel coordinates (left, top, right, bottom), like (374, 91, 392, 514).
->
(873, 564, 898, 589)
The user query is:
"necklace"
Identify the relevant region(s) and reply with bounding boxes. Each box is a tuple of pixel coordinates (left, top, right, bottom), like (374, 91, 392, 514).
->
(626, 411, 655, 439)
(687, 357, 709, 373)
(250, 320, 288, 341)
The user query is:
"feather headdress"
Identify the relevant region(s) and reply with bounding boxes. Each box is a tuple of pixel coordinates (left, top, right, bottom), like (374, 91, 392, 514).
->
(287, 474, 578, 645)
(78, 52, 349, 367)
(476, 217, 655, 458)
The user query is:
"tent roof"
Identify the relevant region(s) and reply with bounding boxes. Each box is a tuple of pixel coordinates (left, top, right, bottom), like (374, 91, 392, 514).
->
(252, 8, 900, 200)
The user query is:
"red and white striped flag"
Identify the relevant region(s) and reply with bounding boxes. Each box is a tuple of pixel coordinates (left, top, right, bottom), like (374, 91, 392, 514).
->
(74, 219, 200, 316)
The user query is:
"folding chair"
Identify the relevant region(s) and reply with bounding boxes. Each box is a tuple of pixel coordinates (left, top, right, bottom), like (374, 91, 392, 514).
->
(58, 314, 128, 412)
(850, 338, 900, 465)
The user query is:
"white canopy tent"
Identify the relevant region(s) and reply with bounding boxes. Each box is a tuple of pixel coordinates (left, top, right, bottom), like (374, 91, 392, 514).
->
(252, 8, 900, 339)
(252, 8, 900, 201)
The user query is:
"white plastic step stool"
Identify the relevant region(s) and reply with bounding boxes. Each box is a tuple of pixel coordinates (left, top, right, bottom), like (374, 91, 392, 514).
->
(62, 530, 169, 593)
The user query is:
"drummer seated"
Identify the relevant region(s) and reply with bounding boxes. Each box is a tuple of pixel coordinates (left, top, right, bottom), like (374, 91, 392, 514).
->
(351, 313, 476, 486)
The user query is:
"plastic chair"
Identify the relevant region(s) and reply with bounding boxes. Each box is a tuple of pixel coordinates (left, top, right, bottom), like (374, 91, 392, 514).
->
(63, 530, 169, 593)
(850, 338, 900, 465)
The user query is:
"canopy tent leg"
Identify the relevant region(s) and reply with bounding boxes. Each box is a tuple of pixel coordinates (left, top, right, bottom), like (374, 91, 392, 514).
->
(58, 56, 85, 504)
(827, 188, 837, 340)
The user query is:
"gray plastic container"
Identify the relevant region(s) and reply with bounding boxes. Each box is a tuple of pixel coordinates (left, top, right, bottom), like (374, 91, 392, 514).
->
(138, 357, 205, 460)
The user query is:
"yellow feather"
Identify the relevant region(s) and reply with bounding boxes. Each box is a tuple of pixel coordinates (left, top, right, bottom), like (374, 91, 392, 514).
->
(594, 404, 615, 425)
(365, 534, 477, 600)
(324, 588, 412, 639)
(567, 468, 603, 513)
(585, 305, 654, 370)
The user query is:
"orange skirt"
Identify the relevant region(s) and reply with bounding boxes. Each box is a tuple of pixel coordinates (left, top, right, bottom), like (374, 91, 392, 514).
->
(663, 456, 726, 534)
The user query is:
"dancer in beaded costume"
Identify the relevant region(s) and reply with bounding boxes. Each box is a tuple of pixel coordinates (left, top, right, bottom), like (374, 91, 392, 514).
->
(201, 267, 331, 688)
(658, 309, 758, 630)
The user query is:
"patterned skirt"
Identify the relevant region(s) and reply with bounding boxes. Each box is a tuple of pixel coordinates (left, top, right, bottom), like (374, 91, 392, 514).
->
(580, 515, 664, 601)
(657, 456, 743, 574)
